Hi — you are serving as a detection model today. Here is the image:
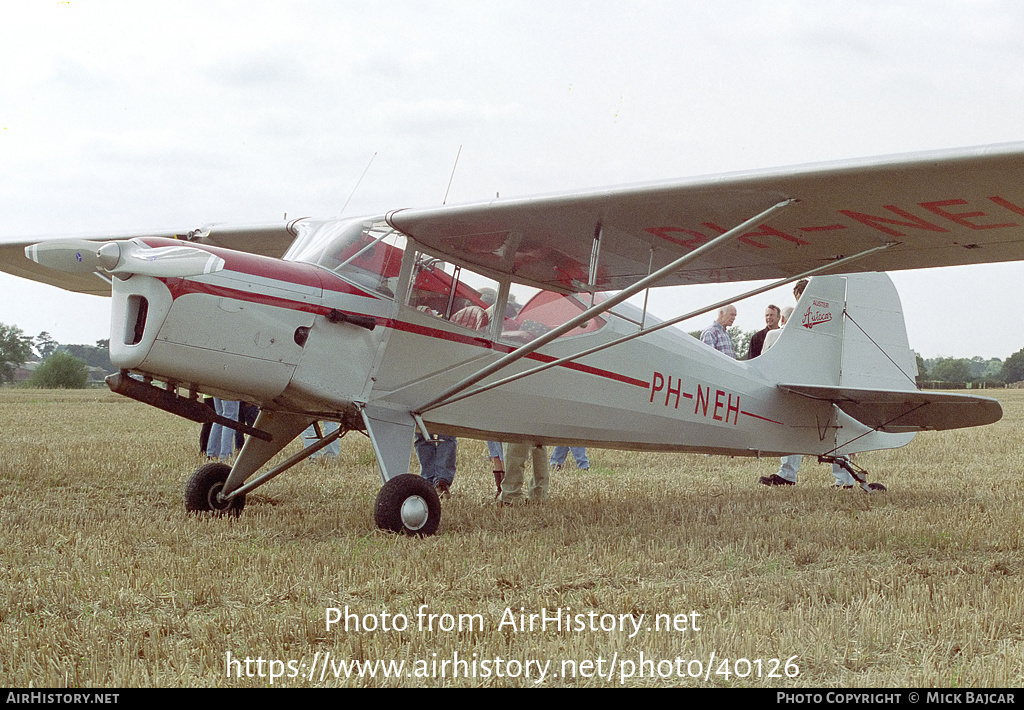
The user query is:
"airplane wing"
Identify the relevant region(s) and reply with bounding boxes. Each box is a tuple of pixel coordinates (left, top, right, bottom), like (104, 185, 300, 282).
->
(777, 384, 1002, 432)
(387, 142, 1024, 292)
(0, 221, 303, 295)
(7, 143, 1024, 296)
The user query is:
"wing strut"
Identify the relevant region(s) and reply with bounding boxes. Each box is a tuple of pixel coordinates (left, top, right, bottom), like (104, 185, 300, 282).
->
(418, 242, 893, 414)
(587, 222, 603, 306)
(414, 198, 798, 415)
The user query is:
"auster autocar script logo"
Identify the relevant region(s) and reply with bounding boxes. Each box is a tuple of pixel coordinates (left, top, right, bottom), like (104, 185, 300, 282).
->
(801, 300, 832, 329)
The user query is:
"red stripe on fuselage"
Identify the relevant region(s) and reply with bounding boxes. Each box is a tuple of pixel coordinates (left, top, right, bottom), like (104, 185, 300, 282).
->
(160, 273, 650, 390)
(741, 410, 784, 425)
(378, 320, 649, 388)
(365, 319, 651, 389)
(163, 277, 333, 316)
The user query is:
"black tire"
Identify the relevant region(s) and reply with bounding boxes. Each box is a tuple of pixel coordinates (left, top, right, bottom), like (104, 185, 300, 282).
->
(373, 474, 441, 536)
(185, 462, 246, 516)
(868, 482, 887, 492)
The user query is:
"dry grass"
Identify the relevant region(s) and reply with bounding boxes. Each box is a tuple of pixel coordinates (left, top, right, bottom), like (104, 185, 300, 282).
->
(1, 388, 1022, 687)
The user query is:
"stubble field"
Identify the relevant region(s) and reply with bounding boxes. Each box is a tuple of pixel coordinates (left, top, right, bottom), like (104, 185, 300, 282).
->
(0, 388, 1022, 687)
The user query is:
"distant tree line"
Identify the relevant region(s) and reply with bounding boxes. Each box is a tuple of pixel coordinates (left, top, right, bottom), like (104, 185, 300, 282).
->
(0, 322, 115, 389)
(0, 323, 33, 384)
(919, 351, 1024, 388)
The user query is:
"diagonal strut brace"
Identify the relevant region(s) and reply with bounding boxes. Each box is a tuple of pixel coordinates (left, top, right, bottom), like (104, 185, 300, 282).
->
(413, 198, 798, 415)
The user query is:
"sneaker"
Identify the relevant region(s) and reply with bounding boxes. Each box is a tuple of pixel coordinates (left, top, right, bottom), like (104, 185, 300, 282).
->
(759, 474, 795, 487)
(551, 464, 563, 471)
(434, 481, 451, 499)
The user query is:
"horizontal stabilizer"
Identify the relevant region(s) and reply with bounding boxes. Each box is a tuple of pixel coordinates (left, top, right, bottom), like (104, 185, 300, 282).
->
(778, 384, 1002, 432)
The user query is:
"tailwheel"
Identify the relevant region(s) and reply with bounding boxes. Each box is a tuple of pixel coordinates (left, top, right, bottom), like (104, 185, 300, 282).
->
(374, 474, 441, 536)
(185, 462, 246, 516)
(819, 455, 887, 493)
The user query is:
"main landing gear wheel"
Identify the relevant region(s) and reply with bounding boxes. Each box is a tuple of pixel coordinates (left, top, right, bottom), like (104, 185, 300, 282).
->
(374, 474, 441, 536)
(185, 462, 246, 516)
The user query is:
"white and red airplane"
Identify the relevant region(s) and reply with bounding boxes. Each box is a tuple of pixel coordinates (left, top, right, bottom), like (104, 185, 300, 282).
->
(2, 143, 1021, 535)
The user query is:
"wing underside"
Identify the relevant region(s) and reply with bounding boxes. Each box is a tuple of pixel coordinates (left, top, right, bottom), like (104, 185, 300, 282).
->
(387, 142, 1024, 292)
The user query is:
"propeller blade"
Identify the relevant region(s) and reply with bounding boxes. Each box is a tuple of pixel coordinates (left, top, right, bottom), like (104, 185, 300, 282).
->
(25, 240, 105, 273)
(107, 243, 226, 278)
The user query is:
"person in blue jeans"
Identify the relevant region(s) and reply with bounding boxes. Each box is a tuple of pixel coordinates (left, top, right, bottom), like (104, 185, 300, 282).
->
(550, 446, 589, 471)
(414, 433, 457, 498)
(302, 421, 341, 460)
(487, 441, 504, 499)
(206, 399, 239, 461)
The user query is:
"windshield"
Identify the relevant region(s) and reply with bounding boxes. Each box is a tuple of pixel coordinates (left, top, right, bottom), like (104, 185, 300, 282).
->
(285, 217, 405, 297)
(284, 217, 613, 342)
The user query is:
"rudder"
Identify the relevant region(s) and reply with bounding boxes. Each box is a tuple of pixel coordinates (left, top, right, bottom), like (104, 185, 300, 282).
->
(754, 272, 918, 391)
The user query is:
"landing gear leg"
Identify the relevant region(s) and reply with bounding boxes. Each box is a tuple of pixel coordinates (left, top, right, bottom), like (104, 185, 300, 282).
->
(361, 404, 442, 536)
(184, 411, 338, 518)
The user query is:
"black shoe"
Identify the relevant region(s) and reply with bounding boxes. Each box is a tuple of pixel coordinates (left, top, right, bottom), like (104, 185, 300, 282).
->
(434, 481, 450, 499)
(760, 474, 795, 487)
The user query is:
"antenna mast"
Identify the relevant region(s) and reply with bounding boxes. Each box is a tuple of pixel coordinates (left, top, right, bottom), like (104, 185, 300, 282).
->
(443, 145, 462, 205)
(340, 152, 377, 216)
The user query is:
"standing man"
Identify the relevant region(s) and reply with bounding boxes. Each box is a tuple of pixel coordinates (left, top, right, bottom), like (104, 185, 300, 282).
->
(763, 306, 792, 352)
(302, 421, 341, 460)
(414, 433, 457, 498)
(700, 305, 737, 358)
(747, 305, 781, 359)
(500, 442, 549, 504)
(760, 280, 808, 487)
(487, 441, 505, 499)
(550, 446, 589, 471)
(206, 399, 239, 461)
(759, 279, 854, 488)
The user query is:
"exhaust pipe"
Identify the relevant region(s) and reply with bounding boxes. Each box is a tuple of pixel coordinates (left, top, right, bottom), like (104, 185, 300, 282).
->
(106, 371, 273, 442)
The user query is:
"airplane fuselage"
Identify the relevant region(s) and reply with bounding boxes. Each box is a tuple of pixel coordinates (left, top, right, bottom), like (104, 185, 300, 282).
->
(108, 235, 906, 460)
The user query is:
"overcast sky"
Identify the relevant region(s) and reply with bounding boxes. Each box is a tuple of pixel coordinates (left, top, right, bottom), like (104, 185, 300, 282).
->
(3, 1, 1023, 359)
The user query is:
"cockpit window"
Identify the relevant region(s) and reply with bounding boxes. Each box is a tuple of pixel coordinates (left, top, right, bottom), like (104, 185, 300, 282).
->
(406, 251, 499, 333)
(285, 219, 612, 344)
(500, 286, 607, 345)
(285, 218, 405, 297)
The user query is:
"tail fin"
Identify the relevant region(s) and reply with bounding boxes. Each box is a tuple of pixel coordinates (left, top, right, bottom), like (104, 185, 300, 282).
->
(757, 272, 918, 389)
(756, 272, 999, 434)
